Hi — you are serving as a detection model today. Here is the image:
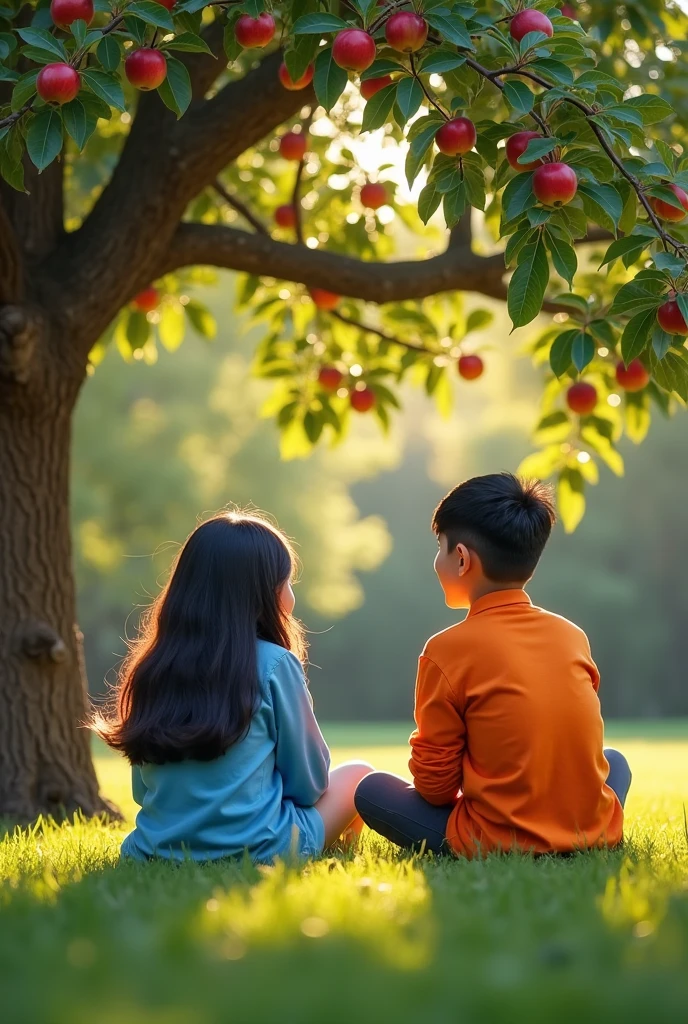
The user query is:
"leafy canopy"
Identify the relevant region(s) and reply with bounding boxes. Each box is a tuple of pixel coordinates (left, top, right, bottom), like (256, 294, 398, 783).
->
(2, 0, 687, 528)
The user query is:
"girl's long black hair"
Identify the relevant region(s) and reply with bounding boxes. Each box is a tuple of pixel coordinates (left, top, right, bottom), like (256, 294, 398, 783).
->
(93, 511, 305, 765)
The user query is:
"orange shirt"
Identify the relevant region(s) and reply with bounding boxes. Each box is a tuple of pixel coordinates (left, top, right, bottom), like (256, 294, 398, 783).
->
(409, 590, 623, 857)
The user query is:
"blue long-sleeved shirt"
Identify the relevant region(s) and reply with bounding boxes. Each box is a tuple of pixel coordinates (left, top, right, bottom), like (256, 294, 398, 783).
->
(120, 640, 331, 863)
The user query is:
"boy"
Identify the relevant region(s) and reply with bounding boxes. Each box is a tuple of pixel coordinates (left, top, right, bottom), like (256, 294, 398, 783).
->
(355, 473, 631, 857)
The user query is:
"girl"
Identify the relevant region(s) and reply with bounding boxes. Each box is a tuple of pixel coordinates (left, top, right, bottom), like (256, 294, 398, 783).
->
(94, 511, 372, 862)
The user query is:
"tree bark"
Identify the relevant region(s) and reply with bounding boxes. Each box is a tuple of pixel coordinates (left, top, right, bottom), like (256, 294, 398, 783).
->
(0, 311, 115, 821)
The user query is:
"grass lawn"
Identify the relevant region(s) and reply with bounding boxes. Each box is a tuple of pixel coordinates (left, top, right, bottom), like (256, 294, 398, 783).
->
(2, 724, 687, 1024)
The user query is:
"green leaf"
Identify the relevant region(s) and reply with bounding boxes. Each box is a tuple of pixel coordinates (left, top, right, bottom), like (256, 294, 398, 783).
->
(518, 136, 559, 165)
(599, 233, 652, 269)
(577, 181, 622, 233)
(97, 34, 121, 71)
(185, 300, 217, 339)
(609, 279, 664, 316)
(405, 115, 443, 187)
(652, 251, 686, 277)
(503, 79, 534, 114)
(0, 133, 25, 192)
(557, 467, 586, 533)
(587, 319, 616, 347)
(25, 108, 63, 173)
(126, 309, 151, 350)
(545, 229, 577, 289)
(360, 57, 405, 80)
(462, 152, 485, 211)
(502, 171, 536, 223)
(284, 33, 319, 80)
(127, 0, 176, 32)
(530, 59, 574, 86)
(571, 331, 594, 372)
(361, 82, 397, 132)
(443, 182, 466, 228)
(508, 237, 549, 328)
(425, 11, 473, 49)
(314, 46, 348, 113)
(465, 309, 494, 333)
(418, 49, 466, 74)
(61, 98, 89, 150)
(163, 31, 214, 54)
(625, 94, 674, 126)
(17, 27, 66, 60)
(624, 392, 651, 444)
(534, 410, 571, 444)
(549, 329, 578, 376)
(159, 304, 186, 351)
(580, 426, 624, 476)
(395, 78, 422, 125)
(505, 224, 536, 266)
(11, 70, 39, 112)
(293, 12, 348, 33)
(621, 308, 656, 365)
(81, 69, 126, 112)
(651, 326, 671, 360)
(418, 181, 441, 224)
(156, 55, 191, 118)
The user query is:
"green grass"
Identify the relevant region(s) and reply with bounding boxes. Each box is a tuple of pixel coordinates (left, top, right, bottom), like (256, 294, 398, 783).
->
(2, 727, 688, 1024)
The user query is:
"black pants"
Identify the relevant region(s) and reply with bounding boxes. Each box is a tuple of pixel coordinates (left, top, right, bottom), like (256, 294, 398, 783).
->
(354, 748, 632, 855)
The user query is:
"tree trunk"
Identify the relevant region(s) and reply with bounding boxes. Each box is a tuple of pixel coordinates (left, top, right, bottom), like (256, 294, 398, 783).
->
(0, 311, 116, 821)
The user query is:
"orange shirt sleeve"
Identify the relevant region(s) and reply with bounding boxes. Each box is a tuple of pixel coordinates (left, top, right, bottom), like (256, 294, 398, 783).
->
(409, 655, 465, 806)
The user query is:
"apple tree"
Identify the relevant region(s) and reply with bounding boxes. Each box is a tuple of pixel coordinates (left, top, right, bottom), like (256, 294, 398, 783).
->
(1, 0, 687, 818)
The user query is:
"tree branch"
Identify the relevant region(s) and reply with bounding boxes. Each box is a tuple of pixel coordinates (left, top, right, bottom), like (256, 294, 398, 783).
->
(158, 222, 508, 303)
(213, 180, 268, 234)
(44, 52, 312, 353)
(330, 309, 435, 353)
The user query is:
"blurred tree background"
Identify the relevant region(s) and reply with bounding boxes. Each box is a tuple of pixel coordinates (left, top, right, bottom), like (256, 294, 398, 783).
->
(74, 274, 687, 724)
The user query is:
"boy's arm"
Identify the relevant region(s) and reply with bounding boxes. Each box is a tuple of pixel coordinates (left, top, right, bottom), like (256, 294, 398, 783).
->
(269, 651, 331, 807)
(409, 655, 465, 806)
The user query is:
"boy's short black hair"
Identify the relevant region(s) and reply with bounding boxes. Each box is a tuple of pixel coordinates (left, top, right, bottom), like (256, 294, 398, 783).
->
(432, 473, 556, 582)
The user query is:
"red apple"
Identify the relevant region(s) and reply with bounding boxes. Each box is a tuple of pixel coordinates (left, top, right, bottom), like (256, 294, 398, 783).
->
(279, 131, 307, 162)
(36, 63, 80, 105)
(278, 62, 314, 90)
(310, 288, 340, 310)
(532, 162, 577, 206)
(125, 48, 167, 90)
(435, 117, 476, 156)
(234, 12, 275, 49)
(656, 298, 688, 336)
(318, 367, 344, 392)
(506, 131, 543, 171)
(384, 12, 428, 53)
(650, 184, 688, 223)
(332, 29, 376, 72)
(561, 3, 576, 17)
(133, 287, 159, 313)
(566, 381, 597, 415)
(509, 9, 554, 41)
(275, 205, 297, 229)
(615, 359, 650, 392)
(350, 386, 376, 412)
(50, 0, 93, 29)
(360, 182, 388, 210)
(360, 75, 393, 100)
(153, 0, 176, 8)
(458, 354, 484, 380)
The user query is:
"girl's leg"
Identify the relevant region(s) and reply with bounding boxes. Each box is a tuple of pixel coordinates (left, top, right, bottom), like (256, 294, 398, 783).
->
(354, 771, 453, 854)
(604, 748, 632, 807)
(315, 761, 374, 849)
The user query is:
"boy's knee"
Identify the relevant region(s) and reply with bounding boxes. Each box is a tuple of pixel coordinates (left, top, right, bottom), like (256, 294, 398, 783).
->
(354, 770, 387, 811)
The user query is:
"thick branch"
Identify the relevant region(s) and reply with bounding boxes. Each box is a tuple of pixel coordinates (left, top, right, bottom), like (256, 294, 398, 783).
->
(44, 52, 312, 354)
(158, 223, 508, 302)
